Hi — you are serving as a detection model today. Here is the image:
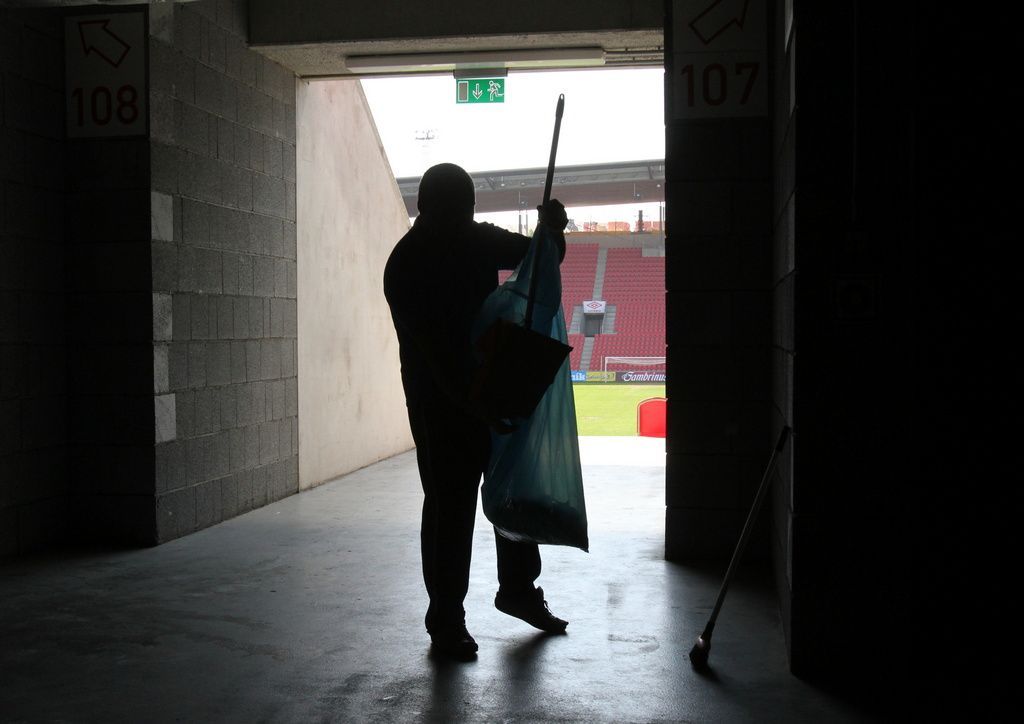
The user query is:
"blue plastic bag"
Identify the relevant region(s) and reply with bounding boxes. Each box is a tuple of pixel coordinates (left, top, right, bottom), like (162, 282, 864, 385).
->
(472, 225, 589, 551)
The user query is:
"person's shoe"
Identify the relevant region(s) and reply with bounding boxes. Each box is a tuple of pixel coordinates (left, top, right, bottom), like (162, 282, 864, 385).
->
(494, 586, 568, 634)
(429, 623, 478, 661)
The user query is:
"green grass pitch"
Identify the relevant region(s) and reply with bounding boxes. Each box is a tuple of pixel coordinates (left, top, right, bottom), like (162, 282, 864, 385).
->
(571, 384, 666, 436)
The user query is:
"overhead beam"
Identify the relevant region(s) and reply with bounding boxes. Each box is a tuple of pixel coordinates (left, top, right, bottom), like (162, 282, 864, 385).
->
(250, 0, 661, 45)
(248, 0, 662, 77)
(396, 159, 665, 215)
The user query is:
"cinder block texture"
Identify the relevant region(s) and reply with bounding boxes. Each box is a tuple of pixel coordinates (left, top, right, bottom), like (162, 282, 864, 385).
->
(62, 122, 154, 550)
(665, 506, 742, 561)
(769, 2, 799, 655)
(152, 0, 298, 544)
(664, 101, 773, 567)
(1, 7, 70, 555)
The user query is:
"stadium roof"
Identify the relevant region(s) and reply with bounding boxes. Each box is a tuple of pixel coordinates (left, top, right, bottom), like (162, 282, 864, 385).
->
(396, 159, 665, 215)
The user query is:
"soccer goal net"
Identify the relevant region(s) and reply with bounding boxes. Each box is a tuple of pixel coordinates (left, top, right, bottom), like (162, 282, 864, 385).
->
(602, 356, 667, 375)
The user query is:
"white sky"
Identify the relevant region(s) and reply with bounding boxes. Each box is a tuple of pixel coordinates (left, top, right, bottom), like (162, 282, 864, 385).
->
(361, 68, 665, 228)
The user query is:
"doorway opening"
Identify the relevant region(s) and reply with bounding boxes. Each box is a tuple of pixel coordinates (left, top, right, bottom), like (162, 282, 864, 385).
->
(361, 67, 667, 440)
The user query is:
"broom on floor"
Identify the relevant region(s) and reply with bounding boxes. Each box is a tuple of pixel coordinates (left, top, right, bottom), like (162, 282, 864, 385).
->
(689, 426, 792, 671)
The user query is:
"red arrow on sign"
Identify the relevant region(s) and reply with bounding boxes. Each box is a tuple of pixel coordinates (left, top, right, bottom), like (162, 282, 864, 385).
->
(79, 19, 130, 68)
(689, 0, 751, 46)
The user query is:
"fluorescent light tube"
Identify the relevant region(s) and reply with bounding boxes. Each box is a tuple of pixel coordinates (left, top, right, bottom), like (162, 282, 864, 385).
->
(345, 47, 605, 74)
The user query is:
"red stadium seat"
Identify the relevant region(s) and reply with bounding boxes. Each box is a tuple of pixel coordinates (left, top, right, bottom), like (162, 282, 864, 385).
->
(637, 397, 667, 437)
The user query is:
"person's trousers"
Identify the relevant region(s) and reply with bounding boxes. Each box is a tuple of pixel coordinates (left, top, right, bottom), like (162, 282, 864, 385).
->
(407, 398, 541, 633)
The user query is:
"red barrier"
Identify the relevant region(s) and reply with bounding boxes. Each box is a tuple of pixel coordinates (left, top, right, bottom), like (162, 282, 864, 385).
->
(636, 397, 667, 437)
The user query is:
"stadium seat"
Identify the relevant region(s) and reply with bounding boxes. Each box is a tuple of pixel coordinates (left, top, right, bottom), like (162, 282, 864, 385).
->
(637, 397, 667, 438)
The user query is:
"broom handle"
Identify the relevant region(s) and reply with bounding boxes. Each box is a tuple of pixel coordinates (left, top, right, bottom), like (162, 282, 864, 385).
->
(701, 426, 791, 639)
(524, 94, 564, 330)
(542, 94, 564, 205)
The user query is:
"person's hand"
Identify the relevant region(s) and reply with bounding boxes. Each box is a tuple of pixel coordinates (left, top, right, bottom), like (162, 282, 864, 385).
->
(537, 199, 568, 231)
(466, 388, 519, 435)
(487, 417, 518, 435)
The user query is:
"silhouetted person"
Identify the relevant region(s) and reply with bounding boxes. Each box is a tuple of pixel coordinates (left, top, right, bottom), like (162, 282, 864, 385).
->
(384, 163, 569, 660)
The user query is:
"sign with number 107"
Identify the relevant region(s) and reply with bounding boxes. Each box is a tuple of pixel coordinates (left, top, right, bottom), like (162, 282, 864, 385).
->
(675, 52, 763, 117)
(671, 0, 767, 119)
(65, 9, 147, 137)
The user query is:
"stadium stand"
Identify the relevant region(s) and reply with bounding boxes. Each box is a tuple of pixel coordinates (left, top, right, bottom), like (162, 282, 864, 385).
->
(497, 242, 597, 309)
(559, 242, 599, 316)
(491, 238, 665, 373)
(596, 248, 665, 371)
(567, 333, 585, 370)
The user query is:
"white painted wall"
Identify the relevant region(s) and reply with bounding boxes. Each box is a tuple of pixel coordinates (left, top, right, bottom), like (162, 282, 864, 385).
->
(296, 79, 413, 490)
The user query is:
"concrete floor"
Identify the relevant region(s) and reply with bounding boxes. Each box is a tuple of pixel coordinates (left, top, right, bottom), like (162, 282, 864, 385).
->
(0, 438, 874, 723)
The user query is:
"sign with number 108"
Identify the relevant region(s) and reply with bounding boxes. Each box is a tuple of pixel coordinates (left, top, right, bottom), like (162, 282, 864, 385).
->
(65, 9, 147, 138)
(70, 84, 141, 128)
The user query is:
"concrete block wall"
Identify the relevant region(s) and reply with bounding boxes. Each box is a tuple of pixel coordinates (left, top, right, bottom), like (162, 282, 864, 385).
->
(768, 0, 907, 683)
(149, 0, 299, 542)
(663, 4, 774, 561)
(769, 0, 796, 665)
(763, 3, 1009, 698)
(65, 135, 154, 544)
(0, 7, 68, 556)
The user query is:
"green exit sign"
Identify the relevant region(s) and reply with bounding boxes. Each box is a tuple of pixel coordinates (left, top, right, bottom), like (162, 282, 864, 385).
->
(456, 78, 505, 104)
